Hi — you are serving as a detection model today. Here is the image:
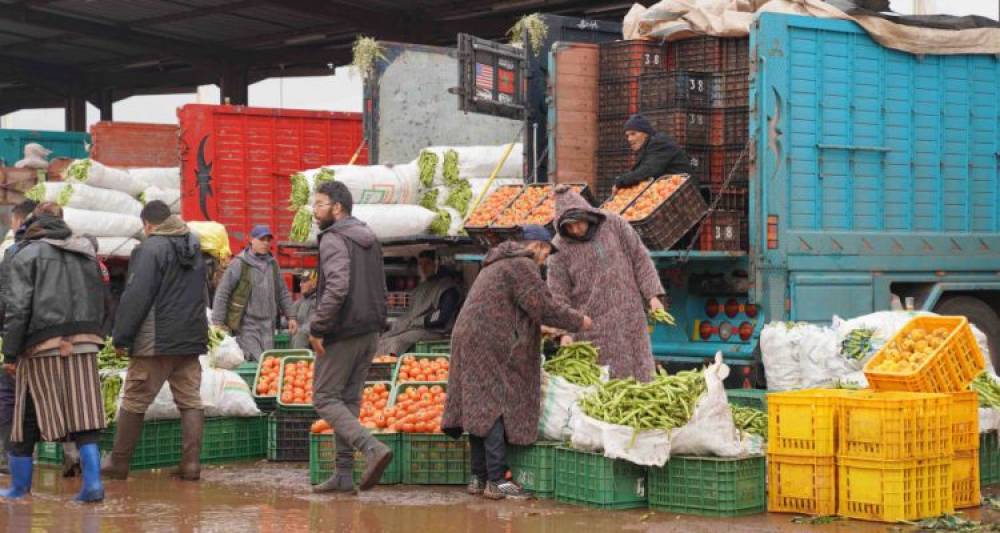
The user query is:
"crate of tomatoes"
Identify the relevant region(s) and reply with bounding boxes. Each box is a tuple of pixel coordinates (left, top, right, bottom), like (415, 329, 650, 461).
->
(464, 184, 522, 247)
(394, 354, 450, 384)
(390, 382, 470, 484)
(253, 349, 313, 411)
(276, 356, 316, 410)
(369, 354, 398, 382)
(608, 174, 707, 250)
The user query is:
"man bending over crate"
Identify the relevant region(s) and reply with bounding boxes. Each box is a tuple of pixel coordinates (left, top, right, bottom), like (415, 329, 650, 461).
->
(615, 114, 693, 188)
(309, 181, 393, 493)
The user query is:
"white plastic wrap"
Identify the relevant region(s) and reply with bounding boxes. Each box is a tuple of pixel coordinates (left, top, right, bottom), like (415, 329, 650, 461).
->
(63, 207, 142, 238)
(569, 404, 672, 467)
(423, 145, 523, 184)
(299, 204, 437, 243)
(669, 354, 744, 457)
(79, 161, 147, 196)
(301, 164, 421, 205)
(760, 322, 805, 391)
(35, 182, 142, 217)
(207, 335, 244, 370)
(127, 167, 181, 190)
(96, 237, 139, 258)
(143, 186, 181, 213)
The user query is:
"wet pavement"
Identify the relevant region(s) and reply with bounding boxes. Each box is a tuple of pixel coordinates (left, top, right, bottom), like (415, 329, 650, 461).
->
(0, 462, 997, 533)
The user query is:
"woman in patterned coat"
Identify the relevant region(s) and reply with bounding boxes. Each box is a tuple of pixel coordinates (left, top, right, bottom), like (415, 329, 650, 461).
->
(547, 186, 666, 382)
(443, 227, 589, 499)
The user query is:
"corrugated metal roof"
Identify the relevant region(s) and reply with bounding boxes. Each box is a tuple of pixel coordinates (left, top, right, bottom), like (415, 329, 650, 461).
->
(0, 19, 62, 39)
(42, 0, 189, 24)
(228, 5, 318, 29)
(151, 13, 288, 42)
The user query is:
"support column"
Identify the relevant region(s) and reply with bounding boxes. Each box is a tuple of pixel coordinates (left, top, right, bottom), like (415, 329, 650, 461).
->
(64, 93, 86, 132)
(220, 65, 248, 106)
(97, 88, 113, 121)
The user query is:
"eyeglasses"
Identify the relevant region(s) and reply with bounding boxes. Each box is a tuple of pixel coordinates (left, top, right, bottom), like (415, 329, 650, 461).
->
(313, 202, 332, 209)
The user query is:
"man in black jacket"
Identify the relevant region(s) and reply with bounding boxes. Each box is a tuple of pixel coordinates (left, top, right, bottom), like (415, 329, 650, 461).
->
(104, 201, 208, 481)
(614, 114, 693, 188)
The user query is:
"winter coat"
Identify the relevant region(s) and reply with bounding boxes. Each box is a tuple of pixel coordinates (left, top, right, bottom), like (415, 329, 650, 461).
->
(311, 216, 387, 342)
(548, 188, 665, 381)
(211, 249, 293, 332)
(442, 242, 585, 444)
(114, 215, 209, 357)
(2, 215, 105, 363)
(615, 132, 693, 188)
(290, 291, 316, 350)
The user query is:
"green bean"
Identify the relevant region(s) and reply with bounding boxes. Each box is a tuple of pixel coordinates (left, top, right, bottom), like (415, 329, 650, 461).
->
(732, 406, 767, 437)
(544, 341, 601, 386)
(971, 372, 1000, 409)
(579, 369, 706, 432)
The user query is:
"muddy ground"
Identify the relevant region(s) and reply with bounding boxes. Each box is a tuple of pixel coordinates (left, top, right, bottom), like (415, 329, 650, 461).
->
(1, 462, 996, 532)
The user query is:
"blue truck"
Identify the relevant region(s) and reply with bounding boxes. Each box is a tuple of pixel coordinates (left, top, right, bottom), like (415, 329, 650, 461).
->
(0, 128, 90, 167)
(629, 13, 1000, 384)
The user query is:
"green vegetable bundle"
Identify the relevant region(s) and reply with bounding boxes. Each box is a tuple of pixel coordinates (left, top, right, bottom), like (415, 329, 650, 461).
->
(419, 188, 439, 211)
(289, 172, 310, 209)
(23, 182, 74, 206)
(445, 179, 473, 217)
(418, 150, 438, 188)
(290, 206, 313, 242)
(64, 158, 92, 182)
(101, 374, 122, 425)
(25, 183, 45, 202)
(649, 309, 675, 326)
(428, 209, 452, 236)
(97, 337, 127, 372)
(208, 326, 226, 353)
(732, 406, 766, 437)
(442, 149, 461, 187)
(842, 328, 875, 360)
(971, 371, 1000, 409)
(543, 341, 600, 386)
(56, 183, 74, 206)
(579, 368, 705, 432)
(313, 168, 336, 190)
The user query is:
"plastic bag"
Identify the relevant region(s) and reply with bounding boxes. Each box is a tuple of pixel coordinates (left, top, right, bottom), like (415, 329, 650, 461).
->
(568, 404, 672, 467)
(760, 322, 804, 391)
(63, 207, 142, 238)
(187, 221, 231, 261)
(538, 372, 597, 441)
(670, 353, 743, 457)
(208, 335, 244, 370)
(142, 186, 181, 213)
(76, 160, 147, 196)
(797, 324, 855, 389)
(127, 167, 181, 190)
(205, 368, 260, 418)
(35, 182, 143, 217)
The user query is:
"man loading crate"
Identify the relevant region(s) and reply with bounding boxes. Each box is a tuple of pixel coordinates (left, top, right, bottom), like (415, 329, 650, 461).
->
(614, 114, 693, 188)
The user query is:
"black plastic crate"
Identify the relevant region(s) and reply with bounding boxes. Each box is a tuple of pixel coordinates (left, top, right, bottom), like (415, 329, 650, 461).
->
(698, 210, 744, 251)
(706, 107, 749, 146)
(598, 78, 641, 117)
(708, 70, 750, 108)
(721, 37, 750, 71)
(267, 409, 317, 462)
(598, 114, 630, 152)
(645, 108, 710, 146)
(688, 144, 749, 185)
(596, 149, 636, 202)
(599, 40, 665, 81)
(707, 185, 748, 212)
(630, 175, 708, 250)
(639, 71, 711, 111)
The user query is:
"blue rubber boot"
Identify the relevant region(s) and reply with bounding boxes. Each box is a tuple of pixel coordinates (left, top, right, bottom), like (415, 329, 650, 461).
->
(74, 443, 104, 503)
(0, 454, 32, 499)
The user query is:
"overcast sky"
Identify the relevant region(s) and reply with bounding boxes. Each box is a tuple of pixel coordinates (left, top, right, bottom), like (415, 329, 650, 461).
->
(1, 0, 996, 131)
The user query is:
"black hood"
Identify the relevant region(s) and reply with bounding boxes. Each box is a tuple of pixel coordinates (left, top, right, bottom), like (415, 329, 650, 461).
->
(23, 214, 72, 242)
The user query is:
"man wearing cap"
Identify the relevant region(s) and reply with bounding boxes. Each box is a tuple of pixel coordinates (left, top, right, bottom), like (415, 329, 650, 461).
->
(376, 250, 462, 355)
(442, 226, 591, 499)
(615, 114, 693, 188)
(290, 270, 317, 350)
(212, 224, 297, 361)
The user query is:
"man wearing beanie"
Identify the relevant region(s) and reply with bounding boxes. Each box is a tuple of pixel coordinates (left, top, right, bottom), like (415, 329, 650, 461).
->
(615, 114, 692, 188)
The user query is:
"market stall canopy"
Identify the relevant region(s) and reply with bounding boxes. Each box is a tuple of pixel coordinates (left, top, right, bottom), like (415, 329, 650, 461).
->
(0, 0, 632, 117)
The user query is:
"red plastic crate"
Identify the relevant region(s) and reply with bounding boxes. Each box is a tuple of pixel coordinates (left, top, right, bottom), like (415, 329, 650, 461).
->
(708, 108, 749, 146)
(707, 71, 750, 108)
(645, 109, 709, 146)
(664, 36, 748, 73)
(699, 210, 743, 251)
(178, 104, 365, 269)
(90, 121, 179, 168)
(599, 40, 665, 81)
(598, 78, 641, 117)
(687, 144, 749, 186)
(639, 71, 711, 111)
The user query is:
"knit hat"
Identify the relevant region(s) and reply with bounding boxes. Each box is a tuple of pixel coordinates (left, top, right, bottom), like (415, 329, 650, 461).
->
(623, 114, 656, 136)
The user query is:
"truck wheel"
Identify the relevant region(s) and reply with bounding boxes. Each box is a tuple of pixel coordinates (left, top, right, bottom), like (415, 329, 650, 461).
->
(934, 295, 1000, 371)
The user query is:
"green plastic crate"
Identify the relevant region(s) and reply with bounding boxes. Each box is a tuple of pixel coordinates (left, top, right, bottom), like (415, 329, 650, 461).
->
(253, 349, 313, 411)
(309, 431, 401, 485)
(648, 455, 766, 517)
(201, 415, 267, 464)
(726, 389, 768, 412)
(413, 340, 451, 354)
(267, 409, 316, 462)
(982, 431, 1000, 486)
(554, 447, 647, 509)
(36, 441, 64, 464)
(235, 362, 259, 389)
(508, 441, 559, 497)
(400, 433, 469, 485)
(275, 355, 316, 411)
(273, 331, 291, 350)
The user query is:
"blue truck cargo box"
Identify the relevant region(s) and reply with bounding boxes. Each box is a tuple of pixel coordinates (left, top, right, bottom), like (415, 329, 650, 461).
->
(0, 129, 89, 167)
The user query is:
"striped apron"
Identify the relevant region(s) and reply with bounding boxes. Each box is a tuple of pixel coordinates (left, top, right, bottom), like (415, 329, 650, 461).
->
(11, 352, 106, 442)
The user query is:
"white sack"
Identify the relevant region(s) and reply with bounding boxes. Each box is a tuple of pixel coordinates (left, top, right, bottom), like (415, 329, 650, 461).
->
(206, 368, 260, 418)
(980, 408, 1000, 434)
(569, 404, 672, 467)
(299, 204, 436, 243)
(797, 324, 855, 389)
(760, 322, 804, 391)
(128, 167, 181, 190)
(423, 145, 523, 184)
(63, 207, 142, 238)
(35, 182, 142, 217)
(143, 186, 181, 213)
(80, 161, 147, 196)
(96, 237, 139, 258)
(539, 372, 597, 442)
(207, 335, 244, 370)
(670, 353, 743, 457)
(302, 164, 420, 205)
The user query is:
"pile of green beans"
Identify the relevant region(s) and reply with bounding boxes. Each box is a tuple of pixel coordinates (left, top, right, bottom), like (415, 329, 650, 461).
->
(649, 309, 676, 326)
(732, 406, 766, 437)
(971, 372, 1000, 409)
(579, 368, 705, 431)
(543, 342, 601, 386)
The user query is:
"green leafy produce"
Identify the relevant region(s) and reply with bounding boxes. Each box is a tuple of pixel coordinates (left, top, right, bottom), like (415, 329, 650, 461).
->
(418, 150, 438, 188)
(64, 158, 92, 182)
(579, 369, 705, 433)
(649, 308, 675, 326)
(428, 209, 451, 236)
(25, 183, 45, 202)
(101, 374, 123, 425)
(971, 371, 1000, 409)
(543, 341, 600, 386)
(508, 13, 548, 56)
(842, 328, 875, 360)
(289, 172, 310, 209)
(442, 149, 461, 187)
(138, 191, 147, 205)
(97, 337, 127, 372)
(56, 183, 74, 206)
(732, 405, 766, 437)
(791, 516, 842, 525)
(208, 326, 226, 353)
(419, 188, 439, 211)
(290, 206, 313, 242)
(313, 168, 336, 191)
(444, 179, 472, 217)
(910, 514, 999, 532)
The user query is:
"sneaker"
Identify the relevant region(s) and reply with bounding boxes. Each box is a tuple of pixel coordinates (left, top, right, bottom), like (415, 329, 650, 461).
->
(484, 480, 531, 500)
(467, 477, 486, 495)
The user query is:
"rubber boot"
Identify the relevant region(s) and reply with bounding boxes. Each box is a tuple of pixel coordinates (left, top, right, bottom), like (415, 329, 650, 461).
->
(0, 455, 32, 499)
(174, 409, 202, 481)
(74, 443, 104, 503)
(101, 409, 144, 480)
(358, 440, 392, 491)
(314, 453, 356, 494)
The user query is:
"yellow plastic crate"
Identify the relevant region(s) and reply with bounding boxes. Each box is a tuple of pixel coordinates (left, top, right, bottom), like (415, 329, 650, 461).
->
(837, 390, 952, 461)
(952, 450, 981, 509)
(767, 454, 837, 516)
(948, 391, 979, 452)
(864, 316, 984, 393)
(767, 389, 856, 456)
(837, 456, 953, 523)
